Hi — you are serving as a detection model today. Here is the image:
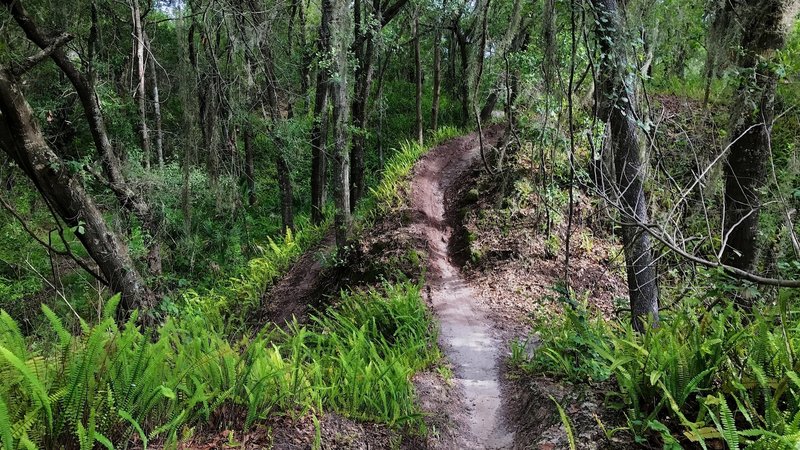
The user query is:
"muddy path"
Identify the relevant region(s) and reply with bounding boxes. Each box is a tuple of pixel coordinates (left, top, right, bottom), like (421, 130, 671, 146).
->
(411, 127, 513, 449)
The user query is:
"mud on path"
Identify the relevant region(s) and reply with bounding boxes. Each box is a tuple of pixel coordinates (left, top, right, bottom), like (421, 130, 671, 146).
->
(410, 127, 513, 449)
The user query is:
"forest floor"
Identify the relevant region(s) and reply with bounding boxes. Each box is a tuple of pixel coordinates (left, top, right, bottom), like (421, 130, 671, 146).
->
(407, 126, 514, 449)
(183, 128, 633, 449)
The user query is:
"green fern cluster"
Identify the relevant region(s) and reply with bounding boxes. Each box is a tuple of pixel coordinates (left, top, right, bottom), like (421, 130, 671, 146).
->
(358, 126, 463, 224)
(520, 298, 800, 449)
(0, 282, 437, 449)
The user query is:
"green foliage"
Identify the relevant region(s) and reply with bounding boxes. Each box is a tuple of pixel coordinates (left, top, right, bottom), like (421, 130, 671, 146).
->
(516, 298, 800, 447)
(551, 396, 578, 450)
(514, 304, 611, 382)
(178, 216, 330, 330)
(0, 282, 437, 448)
(358, 126, 463, 225)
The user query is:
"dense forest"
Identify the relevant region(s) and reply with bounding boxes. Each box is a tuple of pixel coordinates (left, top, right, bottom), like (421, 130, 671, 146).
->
(1, 0, 800, 448)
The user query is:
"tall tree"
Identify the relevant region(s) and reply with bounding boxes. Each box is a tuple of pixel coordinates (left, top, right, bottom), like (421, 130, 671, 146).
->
(311, 0, 333, 224)
(592, 0, 659, 331)
(131, 0, 151, 169)
(329, 0, 353, 245)
(720, 0, 799, 278)
(0, 68, 154, 318)
(413, 8, 424, 144)
(349, 0, 408, 208)
(2, 0, 163, 278)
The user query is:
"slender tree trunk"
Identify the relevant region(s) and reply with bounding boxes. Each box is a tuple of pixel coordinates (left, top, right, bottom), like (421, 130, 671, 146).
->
(131, 0, 150, 169)
(311, 0, 333, 224)
(146, 30, 164, 169)
(0, 69, 154, 318)
(593, 0, 659, 331)
(431, 25, 442, 131)
(721, 0, 796, 281)
(702, 0, 733, 108)
(454, 26, 470, 127)
(414, 10, 424, 144)
(328, 0, 352, 245)
(244, 126, 256, 206)
(349, 0, 382, 209)
(276, 152, 294, 233)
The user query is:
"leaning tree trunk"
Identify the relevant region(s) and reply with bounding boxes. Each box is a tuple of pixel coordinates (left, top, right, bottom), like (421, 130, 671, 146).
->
(2, 0, 163, 277)
(592, 0, 659, 331)
(721, 0, 797, 280)
(328, 0, 352, 246)
(0, 69, 154, 318)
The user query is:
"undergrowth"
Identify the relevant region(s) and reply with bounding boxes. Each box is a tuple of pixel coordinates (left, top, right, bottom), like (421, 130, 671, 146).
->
(0, 282, 437, 449)
(512, 293, 800, 449)
(0, 127, 461, 449)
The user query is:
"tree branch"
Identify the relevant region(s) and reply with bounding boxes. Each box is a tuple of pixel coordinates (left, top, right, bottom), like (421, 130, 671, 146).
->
(10, 33, 73, 76)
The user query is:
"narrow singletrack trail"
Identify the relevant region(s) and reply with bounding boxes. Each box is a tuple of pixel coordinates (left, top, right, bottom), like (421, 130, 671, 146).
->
(411, 128, 513, 449)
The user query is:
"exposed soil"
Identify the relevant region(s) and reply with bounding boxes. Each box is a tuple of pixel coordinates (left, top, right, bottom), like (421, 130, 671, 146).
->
(175, 127, 634, 449)
(260, 233, 339, 326)
(408, 126, 515, 449)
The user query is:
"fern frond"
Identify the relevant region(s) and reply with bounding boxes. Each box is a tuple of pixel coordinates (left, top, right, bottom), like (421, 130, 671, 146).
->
(41, 305, 71, 350)
(0, 346, 52, 432)
(0, 395, 14, 450)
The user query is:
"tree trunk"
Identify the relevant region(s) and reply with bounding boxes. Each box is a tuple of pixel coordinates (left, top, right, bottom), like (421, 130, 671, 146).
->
(480, 92, 497, 123)
(3, 0, 162, 277)
(0, 69, 154, 318)
(328, 0, 352, 246)
(431, 25, 442, 131)
(349, 0, 383, 210)
(244, 126, 256, 207)
(721, 0, 796, 278)
(593, 0, 659, 331)
(276, 152, 294, 233)
(414, 10, 424, 144)
(311, 0, 335, 225)
(146, 30, 164, 169)
(131, 0, 150, 170)
(454, 26, 470, 127)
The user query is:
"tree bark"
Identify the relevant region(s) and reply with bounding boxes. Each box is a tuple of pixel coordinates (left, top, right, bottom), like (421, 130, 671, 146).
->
(0, 69, 154, 318)
(311, 0, 333, 224)
(131, 0, 151, 170)
(721, 0, 797, 276)
(349, 0, 384, 209)
(145, 30, 164, 169)
(431, 24, 442, 131)
(453, 25, 470, 127)
(328, 0, 352, 246)
(414, 10, 424, 144)
(593, 0, 659, 331)
(2, 0, 163, 277)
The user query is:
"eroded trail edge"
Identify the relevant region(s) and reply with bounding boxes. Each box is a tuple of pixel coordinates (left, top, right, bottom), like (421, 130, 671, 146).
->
(411, 129, 512, 449)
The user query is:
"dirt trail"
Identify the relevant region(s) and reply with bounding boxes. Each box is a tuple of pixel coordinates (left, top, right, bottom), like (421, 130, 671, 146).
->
(411, 127, 513, 449)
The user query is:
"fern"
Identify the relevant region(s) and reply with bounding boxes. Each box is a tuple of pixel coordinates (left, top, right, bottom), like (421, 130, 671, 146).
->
(0, 396, 14, 450)
(0, 345, 52, 432)
(550, 396, 577, 450)
(41, 305, 71, 350)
